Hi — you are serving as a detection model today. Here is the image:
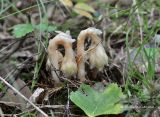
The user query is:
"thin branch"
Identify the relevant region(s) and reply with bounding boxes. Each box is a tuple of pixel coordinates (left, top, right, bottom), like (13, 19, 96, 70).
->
(0, 76, 48, 117)
(0, 101, 22, 106)
(0, 39, 24, 62)
(18, 105, 64, 116)
(0, 107, 4, 117)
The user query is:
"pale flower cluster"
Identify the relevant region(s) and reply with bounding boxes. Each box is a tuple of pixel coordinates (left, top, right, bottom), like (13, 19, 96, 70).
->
(47, 28, 108, 82)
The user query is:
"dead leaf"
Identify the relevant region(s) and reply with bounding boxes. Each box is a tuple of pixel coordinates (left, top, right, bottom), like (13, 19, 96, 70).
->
(29, 88, 45, 103)
(73, 8, 93, 19)
(0, 78, 32, 110)
(74, 3, 95, 13)
(27, 87, 45, 108)
(59, 0, 73, 7)
(73, 2, 95, 19)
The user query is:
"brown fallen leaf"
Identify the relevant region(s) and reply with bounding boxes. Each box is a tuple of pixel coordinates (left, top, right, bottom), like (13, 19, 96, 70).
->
(0, 78, 32, 110)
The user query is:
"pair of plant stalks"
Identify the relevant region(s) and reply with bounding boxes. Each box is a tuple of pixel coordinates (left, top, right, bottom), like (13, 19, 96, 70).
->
(47, 27, 108, 83)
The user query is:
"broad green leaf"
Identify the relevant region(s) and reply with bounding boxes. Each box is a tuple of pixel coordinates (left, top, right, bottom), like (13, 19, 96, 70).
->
(36, 23, 48, 31)
(70, 83, 125, 117)
(74, 3, 95, 13)
(12, 24, 34, 38)
(36, 23, 57, 32)
(47, 25, 57, 32)
(73, 8, 93, 19)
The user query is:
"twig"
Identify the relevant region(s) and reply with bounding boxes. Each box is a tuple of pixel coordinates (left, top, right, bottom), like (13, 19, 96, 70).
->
(18, 105, 64, 116)
(60, 77, 79, 88)
(0, 101, 22, 106)
(0, 39, 24, 62)
(0, 40, 18, 53)
(0, 57, 33, 98)
(5, 111, 81, 117)
(0, 107, 4, 117)
(0, 76, 48, 117)
(7, 105, 64, 116)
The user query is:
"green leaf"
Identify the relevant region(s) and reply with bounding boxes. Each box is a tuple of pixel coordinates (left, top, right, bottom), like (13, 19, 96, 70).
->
(36, 23, 57, 32)
(48, 25, 57, 32)
(36, 23, 48, 31)
(70, 83, 125, 117)
(12, 24, 34, 38)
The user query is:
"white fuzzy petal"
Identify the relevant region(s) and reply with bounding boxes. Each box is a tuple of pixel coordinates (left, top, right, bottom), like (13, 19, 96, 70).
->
(87, 27, 102, 35)
(89, 44, 108, 70)
(55, 32, 75, 43)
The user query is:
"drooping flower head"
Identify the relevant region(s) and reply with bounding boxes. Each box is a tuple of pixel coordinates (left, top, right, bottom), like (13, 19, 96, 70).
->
(77, 27, 108, 81)
(47, 32, 77, 82)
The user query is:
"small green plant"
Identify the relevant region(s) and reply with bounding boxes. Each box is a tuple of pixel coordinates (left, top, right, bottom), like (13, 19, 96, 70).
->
(12, 23, 34, 38)
(12, 23, 57, 38)
(70, 83, 125, 117)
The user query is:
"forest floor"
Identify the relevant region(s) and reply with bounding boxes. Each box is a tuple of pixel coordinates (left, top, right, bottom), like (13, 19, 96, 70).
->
(0, 0, 160, 117)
